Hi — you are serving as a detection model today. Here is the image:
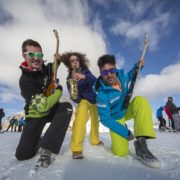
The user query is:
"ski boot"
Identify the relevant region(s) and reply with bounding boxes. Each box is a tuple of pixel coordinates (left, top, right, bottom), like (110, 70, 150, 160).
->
(134, 137, 161, 168)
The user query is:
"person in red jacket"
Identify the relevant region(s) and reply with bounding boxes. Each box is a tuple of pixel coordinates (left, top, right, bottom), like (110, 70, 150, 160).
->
(164, 105, 175, 131)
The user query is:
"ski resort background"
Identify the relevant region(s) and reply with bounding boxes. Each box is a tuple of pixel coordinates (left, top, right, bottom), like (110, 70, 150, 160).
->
(0, 108, 180, 180)
(2, 95, 180, 132)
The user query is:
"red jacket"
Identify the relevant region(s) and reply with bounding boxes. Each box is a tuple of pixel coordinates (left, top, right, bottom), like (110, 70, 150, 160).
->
(164, 106, 172, 119)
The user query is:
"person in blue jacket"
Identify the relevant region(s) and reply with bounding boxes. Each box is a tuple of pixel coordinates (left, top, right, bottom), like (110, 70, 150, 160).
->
(18, 116, 25, 132)
(156, 106, 166, 131)
(95, 54, 160, 168)
(62, 52, 103, 159)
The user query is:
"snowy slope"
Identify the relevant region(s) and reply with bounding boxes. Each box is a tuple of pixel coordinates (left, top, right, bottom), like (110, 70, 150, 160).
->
(0, 129, 180, 180)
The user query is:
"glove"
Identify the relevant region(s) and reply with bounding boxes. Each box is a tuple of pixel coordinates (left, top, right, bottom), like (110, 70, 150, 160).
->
(127, 131, 135, 141)
(56, 85, 63, 92)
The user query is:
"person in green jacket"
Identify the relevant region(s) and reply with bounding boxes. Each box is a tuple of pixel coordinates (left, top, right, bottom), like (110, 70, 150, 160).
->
(6, 117, 17, 132)
(15, 39, 73, 168)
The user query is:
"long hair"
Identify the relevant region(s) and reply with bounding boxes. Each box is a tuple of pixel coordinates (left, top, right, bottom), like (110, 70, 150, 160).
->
(61, 52, 89, 70)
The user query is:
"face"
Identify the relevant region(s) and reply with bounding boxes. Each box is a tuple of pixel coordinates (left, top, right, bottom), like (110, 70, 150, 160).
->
(69, 55, 80, 69)
(168, 97, 173, 102)
(100, 63, 117, 86)
(23, 45, 43, 71)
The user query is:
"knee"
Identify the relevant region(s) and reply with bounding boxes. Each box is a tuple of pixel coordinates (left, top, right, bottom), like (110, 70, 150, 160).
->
(111, 147, 128, 157)
(15, 143, 37, 161)
(57, 102, 73, 115)
(111, 140, 129, 157)
(63, 102, 73, 109)
(64, 102, 73, 116)
(133, 96, 150, 106)
(133, 96, 147, 102)
(15, 149, 35, 161)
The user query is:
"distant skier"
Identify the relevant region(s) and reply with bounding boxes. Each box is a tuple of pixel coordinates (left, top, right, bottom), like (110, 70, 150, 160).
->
(166, 97, 180, 131)
(6, 117, 17, 132)
(164, 105, 175, 131)
(14, 118, 19, 132)
(18, 117, 25, 132)
(0, 108, 5, 131)
(156, 106, 167, 131)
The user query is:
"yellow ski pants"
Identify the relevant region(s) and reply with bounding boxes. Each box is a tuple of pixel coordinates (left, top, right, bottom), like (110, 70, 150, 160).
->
(70, 99, 100, 152)
(110, 96, 156, 157)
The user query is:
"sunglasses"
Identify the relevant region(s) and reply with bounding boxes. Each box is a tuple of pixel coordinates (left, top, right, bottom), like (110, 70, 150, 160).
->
(24, 52, 43, 59)
(101, 68, 116, 76)
(70, 58, 79, 63)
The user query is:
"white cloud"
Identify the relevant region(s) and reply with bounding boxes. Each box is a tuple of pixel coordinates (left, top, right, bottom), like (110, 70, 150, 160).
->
(110, 1, 173, 50)
(115, 53, 125, 69)
(0, 0, 107, 103)
(122, 0, 154, 18)
(134, 62, 180, 99)
(0, 86, 20, 103)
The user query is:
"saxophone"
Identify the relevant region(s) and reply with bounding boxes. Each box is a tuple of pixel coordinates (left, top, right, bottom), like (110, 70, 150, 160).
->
(69, 66, 78, 100)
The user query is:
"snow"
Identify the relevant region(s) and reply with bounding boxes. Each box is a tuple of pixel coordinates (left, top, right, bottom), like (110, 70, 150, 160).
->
(0, 128, 180, 180)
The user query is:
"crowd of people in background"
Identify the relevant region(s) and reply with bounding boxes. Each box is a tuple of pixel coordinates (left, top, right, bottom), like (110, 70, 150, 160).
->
(6, 116, 25, 132)
(0, 112, 25, 133)
(156, 96, 180, 132)
(2, 95, 179, 135)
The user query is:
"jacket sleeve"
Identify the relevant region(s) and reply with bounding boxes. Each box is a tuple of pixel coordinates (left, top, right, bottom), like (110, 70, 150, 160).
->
(84, 69, 97, 86)
(167, 102, 179, 114)
(96, 92, 130, 139)
(20, 80, 62, 114)
(29, 90, 62, 113)
(125, 63, 141, 85)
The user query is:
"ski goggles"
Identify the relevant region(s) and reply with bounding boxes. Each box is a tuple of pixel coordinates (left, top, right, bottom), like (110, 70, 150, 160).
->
(101, 68, 117, 76)
(24, 52, 43, 59)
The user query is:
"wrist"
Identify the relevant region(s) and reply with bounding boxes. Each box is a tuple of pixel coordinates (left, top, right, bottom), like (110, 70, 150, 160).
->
(56, 85, 63, 92)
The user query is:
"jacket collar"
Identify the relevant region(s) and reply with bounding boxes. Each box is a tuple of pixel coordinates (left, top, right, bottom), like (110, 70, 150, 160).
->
(20, 61, 44, 74)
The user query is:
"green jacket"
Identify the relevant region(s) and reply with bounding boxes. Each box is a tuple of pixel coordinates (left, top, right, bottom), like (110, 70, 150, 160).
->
(19, 61, 62, 118)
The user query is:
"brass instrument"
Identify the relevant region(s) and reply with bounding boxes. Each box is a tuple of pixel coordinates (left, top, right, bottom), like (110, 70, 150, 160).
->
(69, 66, 79, 100)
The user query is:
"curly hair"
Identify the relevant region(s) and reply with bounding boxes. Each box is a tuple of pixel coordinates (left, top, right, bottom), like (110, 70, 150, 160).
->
(61, 52, 89, 70)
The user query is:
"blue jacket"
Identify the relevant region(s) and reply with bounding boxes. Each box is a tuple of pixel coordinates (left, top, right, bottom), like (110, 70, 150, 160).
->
(19, 117, 25, 125)
(67, 68, 97, 104)
(156, 107, 164, 118)
(95, 64, 138, 139)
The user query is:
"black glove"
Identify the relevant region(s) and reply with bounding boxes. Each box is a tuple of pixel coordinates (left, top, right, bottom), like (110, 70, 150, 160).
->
(56, 85, 63, 92)
(127, 131, 135, 141)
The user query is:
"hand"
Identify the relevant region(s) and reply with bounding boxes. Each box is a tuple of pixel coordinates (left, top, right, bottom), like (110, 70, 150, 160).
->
(55, 83, 63, 91)
(138, 58, 144, 67)
(127, 131, 135, 141)
(72, 73, 86, 81)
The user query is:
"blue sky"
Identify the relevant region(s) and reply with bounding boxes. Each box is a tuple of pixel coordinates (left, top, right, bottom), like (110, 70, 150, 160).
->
(0, 0, 180, 120)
